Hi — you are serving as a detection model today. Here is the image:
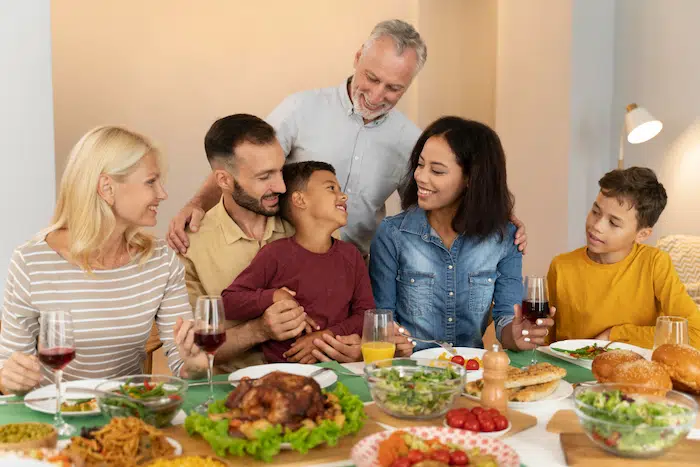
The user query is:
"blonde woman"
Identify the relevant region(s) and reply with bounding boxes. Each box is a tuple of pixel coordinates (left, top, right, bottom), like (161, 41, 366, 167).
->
(0, 126, 206, 395)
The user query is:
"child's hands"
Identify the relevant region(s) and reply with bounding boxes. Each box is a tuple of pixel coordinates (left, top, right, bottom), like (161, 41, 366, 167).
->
(594, 328, 612, 340)
(272, 288, 319, 333)
(273, 287, 297, 303)
(284, 329, 333, 364)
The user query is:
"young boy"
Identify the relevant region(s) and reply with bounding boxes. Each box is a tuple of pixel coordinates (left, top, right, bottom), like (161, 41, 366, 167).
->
(221, 161, 375, 363)
(548, 167, 700, 349)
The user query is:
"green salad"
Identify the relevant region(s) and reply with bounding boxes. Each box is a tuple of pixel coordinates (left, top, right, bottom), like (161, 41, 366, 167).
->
(371, 365, 461, 417)
(99, 379, 183, 427)
(184, 383, 365, 462)
(575, 389, 695, 455)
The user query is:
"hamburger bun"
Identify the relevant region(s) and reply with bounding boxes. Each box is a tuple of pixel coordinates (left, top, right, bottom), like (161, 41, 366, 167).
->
(609, 360, 673, 396)
(591, 349, 645, 383)
(652, 344, 700, 395)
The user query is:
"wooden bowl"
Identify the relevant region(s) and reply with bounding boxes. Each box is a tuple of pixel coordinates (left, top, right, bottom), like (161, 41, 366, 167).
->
(0, 422, 58, 451)
(143, 455, 229, 466)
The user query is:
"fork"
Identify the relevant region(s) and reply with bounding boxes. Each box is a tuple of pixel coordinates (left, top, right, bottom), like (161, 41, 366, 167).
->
(398, 332, 457, 355)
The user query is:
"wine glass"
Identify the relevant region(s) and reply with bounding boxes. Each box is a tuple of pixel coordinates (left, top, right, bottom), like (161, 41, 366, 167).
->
(38, 309, 77, 437)
(653, 316, 689, 350)
(361, 309, 395, 365)
(193, 296, 226, 413)
(522, 276, 549, 365)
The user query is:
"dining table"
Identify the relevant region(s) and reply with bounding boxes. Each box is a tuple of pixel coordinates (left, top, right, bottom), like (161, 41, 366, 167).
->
(1, 350, 696, 467)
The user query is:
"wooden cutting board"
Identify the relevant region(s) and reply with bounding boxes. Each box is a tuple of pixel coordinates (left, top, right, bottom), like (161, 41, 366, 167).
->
(162, 420, 384, 466)
(560, 433, 700, 466)
(364, 397, 536, 438)
(547, 410, 700, 433)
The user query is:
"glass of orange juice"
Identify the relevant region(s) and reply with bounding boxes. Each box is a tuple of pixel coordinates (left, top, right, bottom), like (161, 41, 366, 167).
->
(361, 309, 396, 364)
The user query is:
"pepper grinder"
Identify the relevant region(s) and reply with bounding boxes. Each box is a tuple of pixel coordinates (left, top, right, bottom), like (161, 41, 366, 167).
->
(480, 343, 510, 414)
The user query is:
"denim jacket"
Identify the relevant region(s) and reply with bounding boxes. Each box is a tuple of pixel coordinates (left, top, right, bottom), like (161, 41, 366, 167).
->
(369, 207, 523, 350)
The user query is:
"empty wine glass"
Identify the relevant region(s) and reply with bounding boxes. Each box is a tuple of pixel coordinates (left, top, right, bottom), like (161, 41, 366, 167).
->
(522, 276, 549, 365)
(38, 309, 77, 436)
(193, 296, 226, 413)
(653, 316, 689, 350)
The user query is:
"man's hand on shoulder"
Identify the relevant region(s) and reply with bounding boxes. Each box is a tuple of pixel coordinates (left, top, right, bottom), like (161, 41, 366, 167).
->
(167, 202, 205, 254)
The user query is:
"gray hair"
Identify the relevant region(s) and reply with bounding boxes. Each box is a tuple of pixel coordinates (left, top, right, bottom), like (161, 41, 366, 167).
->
(362, 19, 427, 74)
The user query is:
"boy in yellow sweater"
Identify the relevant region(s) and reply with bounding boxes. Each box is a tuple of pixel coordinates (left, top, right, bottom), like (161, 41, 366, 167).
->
(548, 167, 700, 349)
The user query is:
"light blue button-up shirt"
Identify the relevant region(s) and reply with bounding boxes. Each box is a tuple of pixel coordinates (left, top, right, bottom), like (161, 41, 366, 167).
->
(369, 207, 522, 350)
(266, 79, 421, 253)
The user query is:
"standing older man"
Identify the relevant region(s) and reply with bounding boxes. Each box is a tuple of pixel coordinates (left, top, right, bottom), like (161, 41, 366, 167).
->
(169, 20, 431, 255)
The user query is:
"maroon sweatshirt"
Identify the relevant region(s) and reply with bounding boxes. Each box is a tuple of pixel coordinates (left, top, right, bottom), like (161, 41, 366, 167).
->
(221, 237, 374, 363)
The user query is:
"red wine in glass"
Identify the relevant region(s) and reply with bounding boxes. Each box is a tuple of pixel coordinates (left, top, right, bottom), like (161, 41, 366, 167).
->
(522, 300, 550, 323)
(38, 347, 76, 370)
(194, 331, 226, 354)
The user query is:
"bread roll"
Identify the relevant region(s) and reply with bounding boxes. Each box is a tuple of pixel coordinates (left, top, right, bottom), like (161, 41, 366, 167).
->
(652, 344, 700, 395)
(610, 360, 672, 396)
(591, 349, 644, 383)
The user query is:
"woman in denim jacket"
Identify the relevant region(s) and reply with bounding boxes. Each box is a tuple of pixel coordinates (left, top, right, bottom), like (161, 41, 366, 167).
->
(369, 117, 554, 351)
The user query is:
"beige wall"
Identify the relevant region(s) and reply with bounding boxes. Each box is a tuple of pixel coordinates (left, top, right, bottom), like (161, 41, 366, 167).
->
(416, 0, 497, 129)
(495, 0, 574, 276)
(52, 0, 497, 230)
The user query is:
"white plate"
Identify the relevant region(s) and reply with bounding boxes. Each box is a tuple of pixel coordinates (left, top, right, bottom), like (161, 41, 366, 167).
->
(24, 379, 108, 416)
(541, 339, 652, 369)
(411, 347, 486, 382)
(0, 454, 56, 466)
(351, 426, 520, 467)
(442, 418, 511, 438)
(227, 363, 338, 389)
(57, 436, 182, 455)
(464, 379, 574, 409)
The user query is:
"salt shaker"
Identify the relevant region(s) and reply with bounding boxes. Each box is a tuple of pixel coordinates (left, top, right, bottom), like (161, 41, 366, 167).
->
(480, 343, 509, 414)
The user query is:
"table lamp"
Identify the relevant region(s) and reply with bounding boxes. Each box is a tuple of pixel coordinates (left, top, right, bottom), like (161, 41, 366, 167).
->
(618, 103, 663, 169)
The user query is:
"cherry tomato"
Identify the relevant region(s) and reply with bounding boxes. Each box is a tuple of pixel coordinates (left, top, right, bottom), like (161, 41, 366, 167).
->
(477, 412, 492, 424)
(463, 418, 480, 432)
(391, 458, 412, 467)
(493, 415, 509, 431)
(465, 359, 480, 370)
(479, 418, 496, 432)
(471, 407, 485, 416)
(486, 408, 501, 418)
(450, 355, 465, 366)
(407, 450, 425, 464)
(430, 449, 451, 465)
(449, 450, 469, 466)
(456, 407, 472, 416)
(446, 411, 467, 429)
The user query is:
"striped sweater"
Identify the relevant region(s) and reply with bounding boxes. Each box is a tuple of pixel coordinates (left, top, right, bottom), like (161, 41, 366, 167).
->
(0, 238, 192, 383)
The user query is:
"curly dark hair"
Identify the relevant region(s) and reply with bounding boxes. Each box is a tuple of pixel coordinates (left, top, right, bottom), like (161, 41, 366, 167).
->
(598, 167, 667, 228)
(401, 116, 514, 239)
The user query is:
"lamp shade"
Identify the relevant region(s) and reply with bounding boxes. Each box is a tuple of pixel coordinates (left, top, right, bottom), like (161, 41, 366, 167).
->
(625, 103, 662, 144)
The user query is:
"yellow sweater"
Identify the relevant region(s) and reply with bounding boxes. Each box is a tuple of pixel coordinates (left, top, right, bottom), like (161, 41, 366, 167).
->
(547, 243, 700, 349)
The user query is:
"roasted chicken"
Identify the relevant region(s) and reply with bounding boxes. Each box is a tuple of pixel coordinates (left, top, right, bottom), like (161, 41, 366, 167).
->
(214, 371, 344, 438)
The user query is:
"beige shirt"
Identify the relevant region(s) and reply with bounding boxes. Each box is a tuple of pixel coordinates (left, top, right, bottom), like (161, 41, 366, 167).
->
(180, 197, 294, 370)
(0, 238, 192, 383)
